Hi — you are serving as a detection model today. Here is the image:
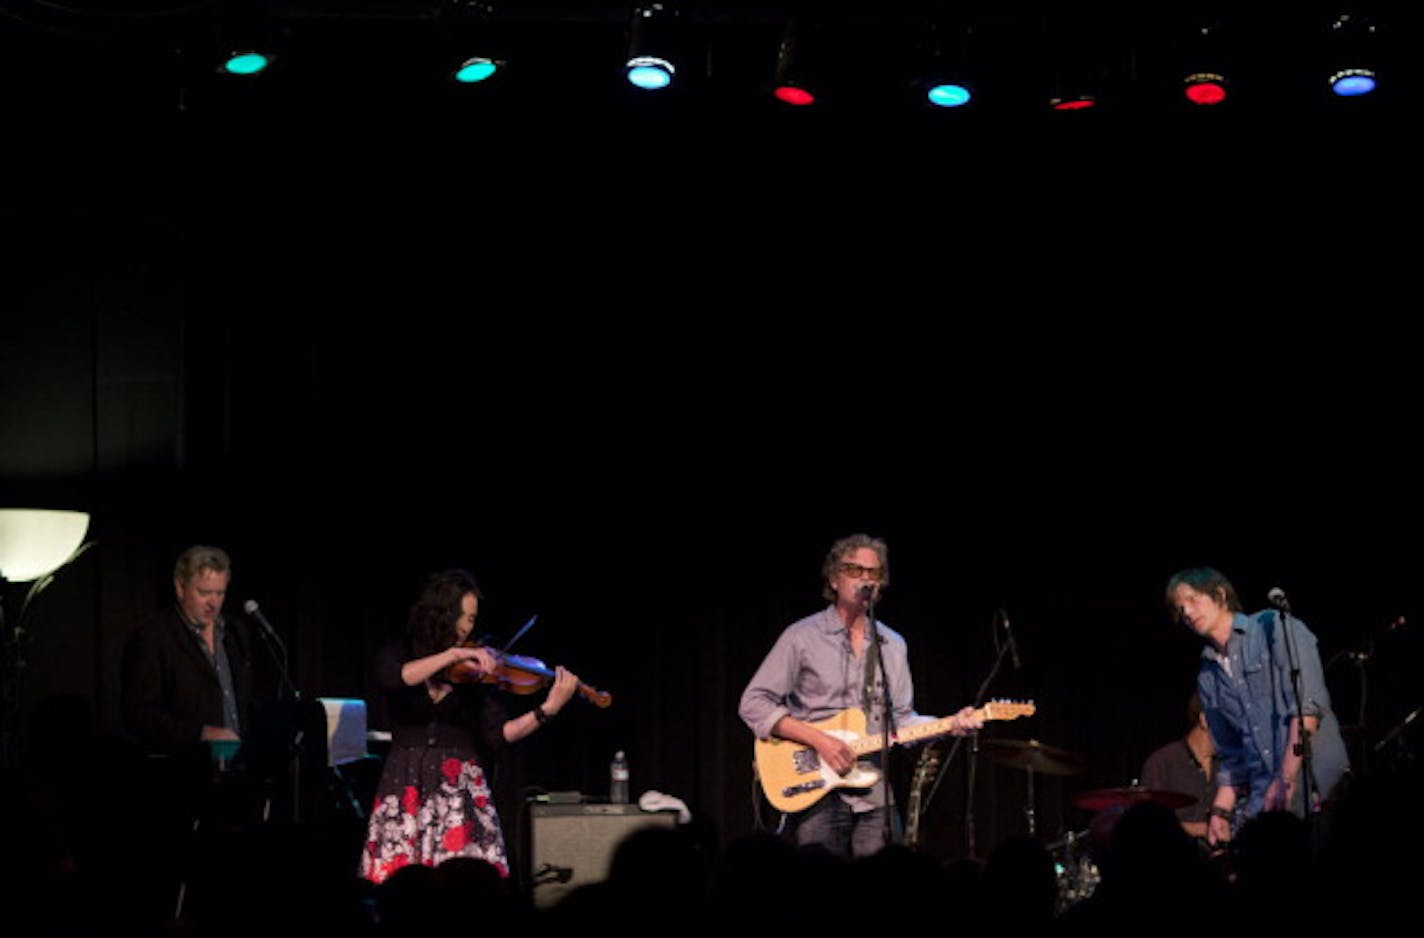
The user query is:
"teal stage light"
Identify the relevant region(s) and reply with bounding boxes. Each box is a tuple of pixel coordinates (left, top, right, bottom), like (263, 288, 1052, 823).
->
(221, 51, 272, 76)
(926, 83, 971, 108)
(626, 3, 681, 92)
(453, 57, 500, 84)
(626, 56, 674, 90)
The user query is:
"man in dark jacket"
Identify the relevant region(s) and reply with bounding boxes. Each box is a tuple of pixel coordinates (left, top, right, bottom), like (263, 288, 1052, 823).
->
(119, 544, 265, 926)
(121, 545, 255, 756)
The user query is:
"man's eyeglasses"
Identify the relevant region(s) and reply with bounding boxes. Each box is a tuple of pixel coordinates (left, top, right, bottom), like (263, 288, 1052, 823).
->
(838, 562, 884, 582)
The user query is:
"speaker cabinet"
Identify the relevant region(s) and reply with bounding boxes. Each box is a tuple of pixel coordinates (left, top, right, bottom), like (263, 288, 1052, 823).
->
(527, 803, 677, 908)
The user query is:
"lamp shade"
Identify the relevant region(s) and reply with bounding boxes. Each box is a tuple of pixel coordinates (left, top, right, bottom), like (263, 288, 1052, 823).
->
(0, 510, 91, 583)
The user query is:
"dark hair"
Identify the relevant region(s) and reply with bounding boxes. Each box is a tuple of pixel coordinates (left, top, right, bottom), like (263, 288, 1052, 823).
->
(821, 533, 890, 601)
(1164, 567, 1241, 621)
(1186, 691, 1203, 729)
(408, 569, 483, 658)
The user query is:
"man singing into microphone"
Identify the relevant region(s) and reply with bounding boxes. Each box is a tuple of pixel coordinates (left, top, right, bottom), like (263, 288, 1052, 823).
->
(739, 533, 982, 859)
(1164, 567, 1350, 850)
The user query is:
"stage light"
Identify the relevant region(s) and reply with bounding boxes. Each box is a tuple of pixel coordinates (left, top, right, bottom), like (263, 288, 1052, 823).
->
(1329, 68, 1376, 96)
(437, 6, 507, 87)
(912, 18, 976, 110)
(452, 56, 502, 84)
(220, 50, 273, 76)
(927, 83, 972, 108)
(1178, 22, 1230, 106)
(213, 2, 276, 78)
(626, 3, 681, 91)
(0, 509, 93, 770)
(1184, 72, 1227, 105)
(1326, 12, 1380, 98)
(1044, 12, 1110, 112)
(1049, 94, 1096, 111)
(0, 510, 91, 585)
(773, 15, 828, 107)
(1047, 62, 1098, 111)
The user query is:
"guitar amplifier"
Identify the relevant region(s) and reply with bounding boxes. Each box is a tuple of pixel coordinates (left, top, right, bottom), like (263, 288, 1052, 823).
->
(526, 803, 677, 908)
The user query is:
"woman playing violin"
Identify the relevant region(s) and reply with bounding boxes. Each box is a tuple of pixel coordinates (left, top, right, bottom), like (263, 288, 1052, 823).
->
(360, 569, 579, 885)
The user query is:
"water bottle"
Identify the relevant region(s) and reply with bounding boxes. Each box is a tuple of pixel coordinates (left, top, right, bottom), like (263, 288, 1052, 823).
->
(610, 750, 630, 804)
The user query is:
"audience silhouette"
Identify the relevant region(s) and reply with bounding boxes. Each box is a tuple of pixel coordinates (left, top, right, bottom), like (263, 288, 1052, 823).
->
(5, 717, 1420, 938)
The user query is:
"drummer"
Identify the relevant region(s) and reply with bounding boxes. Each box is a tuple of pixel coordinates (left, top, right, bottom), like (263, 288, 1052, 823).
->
(1140, 691, 1217, 840)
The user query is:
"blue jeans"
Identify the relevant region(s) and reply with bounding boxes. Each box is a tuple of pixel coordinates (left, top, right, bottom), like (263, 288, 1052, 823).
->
(791, 796, 898, 859)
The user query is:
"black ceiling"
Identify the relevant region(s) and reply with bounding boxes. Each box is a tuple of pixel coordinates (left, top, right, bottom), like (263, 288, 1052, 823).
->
(2, 1, 1408, 119)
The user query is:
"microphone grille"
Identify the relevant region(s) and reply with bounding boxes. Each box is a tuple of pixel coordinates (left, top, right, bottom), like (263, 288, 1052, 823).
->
(242, 599, 259, 614)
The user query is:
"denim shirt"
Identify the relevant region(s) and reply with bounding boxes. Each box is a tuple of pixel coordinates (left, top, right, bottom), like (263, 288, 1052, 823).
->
(1197, 609, 1350, 819)
(739, 605, 929, 811)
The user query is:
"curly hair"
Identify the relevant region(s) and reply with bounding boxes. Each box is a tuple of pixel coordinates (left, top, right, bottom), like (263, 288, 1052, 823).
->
(408, 568, 483, 658)
(820, 533, 890, 601)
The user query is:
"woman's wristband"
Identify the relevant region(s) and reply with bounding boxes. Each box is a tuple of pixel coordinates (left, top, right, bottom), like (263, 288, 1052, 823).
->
(533, 706, 552, 725)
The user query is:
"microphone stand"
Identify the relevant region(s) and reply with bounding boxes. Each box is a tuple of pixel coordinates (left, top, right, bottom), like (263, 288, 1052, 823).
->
(249, 607, 307, 826)
(1325, 639, 1371, 777)
(1274, 602, 1320, 824)
(920, 610, 1011, 859)
(255, 618, 300, 704)
(1325, 617, 1404, 779)
(863, 590, 896, 846)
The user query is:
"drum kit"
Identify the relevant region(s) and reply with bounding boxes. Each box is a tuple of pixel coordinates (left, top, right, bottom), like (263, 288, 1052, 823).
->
(979, 737, 1087, 838)
(981, 736, 1197, 913)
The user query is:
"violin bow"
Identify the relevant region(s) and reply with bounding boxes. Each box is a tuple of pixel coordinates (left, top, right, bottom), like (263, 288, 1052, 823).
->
(502, 613, 539, 652)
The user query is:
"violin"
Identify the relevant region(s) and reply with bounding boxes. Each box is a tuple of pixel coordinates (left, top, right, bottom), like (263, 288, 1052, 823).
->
(443, 642, 613, 708)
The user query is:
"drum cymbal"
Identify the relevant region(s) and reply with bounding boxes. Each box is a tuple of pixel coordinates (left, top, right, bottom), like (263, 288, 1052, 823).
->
(981, 738, 1086, 776)
(1073, 786, 1196, 812)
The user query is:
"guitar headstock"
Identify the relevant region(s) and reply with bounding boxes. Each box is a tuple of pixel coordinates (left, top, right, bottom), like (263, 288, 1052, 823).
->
(982, 699, 1036, 721)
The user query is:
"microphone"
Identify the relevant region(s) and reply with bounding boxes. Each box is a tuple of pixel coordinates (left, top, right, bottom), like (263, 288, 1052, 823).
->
(1342, 618, 1407, 665)
(1000, 608, 1021, 670)
(858, 583, 877, 602)
(245, 599, 297, 697)
(1267, 588, 1291, 613)
(243, 599, 280, 640)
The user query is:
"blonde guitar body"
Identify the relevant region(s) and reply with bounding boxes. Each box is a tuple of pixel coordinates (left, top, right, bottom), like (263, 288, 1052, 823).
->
(754, 700, 1035, 814)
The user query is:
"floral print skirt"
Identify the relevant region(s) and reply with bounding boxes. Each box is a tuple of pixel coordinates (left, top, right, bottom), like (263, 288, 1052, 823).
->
(359, 747, 508, 884)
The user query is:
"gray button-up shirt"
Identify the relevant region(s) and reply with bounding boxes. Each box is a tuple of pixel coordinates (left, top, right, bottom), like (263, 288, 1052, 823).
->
(740, 604, 931, 810)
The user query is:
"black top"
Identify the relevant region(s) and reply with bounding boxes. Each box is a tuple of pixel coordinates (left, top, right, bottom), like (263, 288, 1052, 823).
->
(375, 642, 510, 765)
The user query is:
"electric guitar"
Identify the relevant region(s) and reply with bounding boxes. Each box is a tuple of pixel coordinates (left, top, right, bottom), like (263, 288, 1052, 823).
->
(754, 700, 1036, 814)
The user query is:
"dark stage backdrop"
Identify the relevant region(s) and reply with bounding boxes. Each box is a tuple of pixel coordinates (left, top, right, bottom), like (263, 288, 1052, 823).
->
(3, 14, 1421, 883)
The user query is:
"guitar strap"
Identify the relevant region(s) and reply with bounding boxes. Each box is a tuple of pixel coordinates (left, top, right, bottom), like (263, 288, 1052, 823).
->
(862, 630, 880, 722)
(862, 624, 894, 740)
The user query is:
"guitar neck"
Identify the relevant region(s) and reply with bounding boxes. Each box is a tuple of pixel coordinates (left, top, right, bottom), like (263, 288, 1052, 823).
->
(849, 710, 978, 756)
